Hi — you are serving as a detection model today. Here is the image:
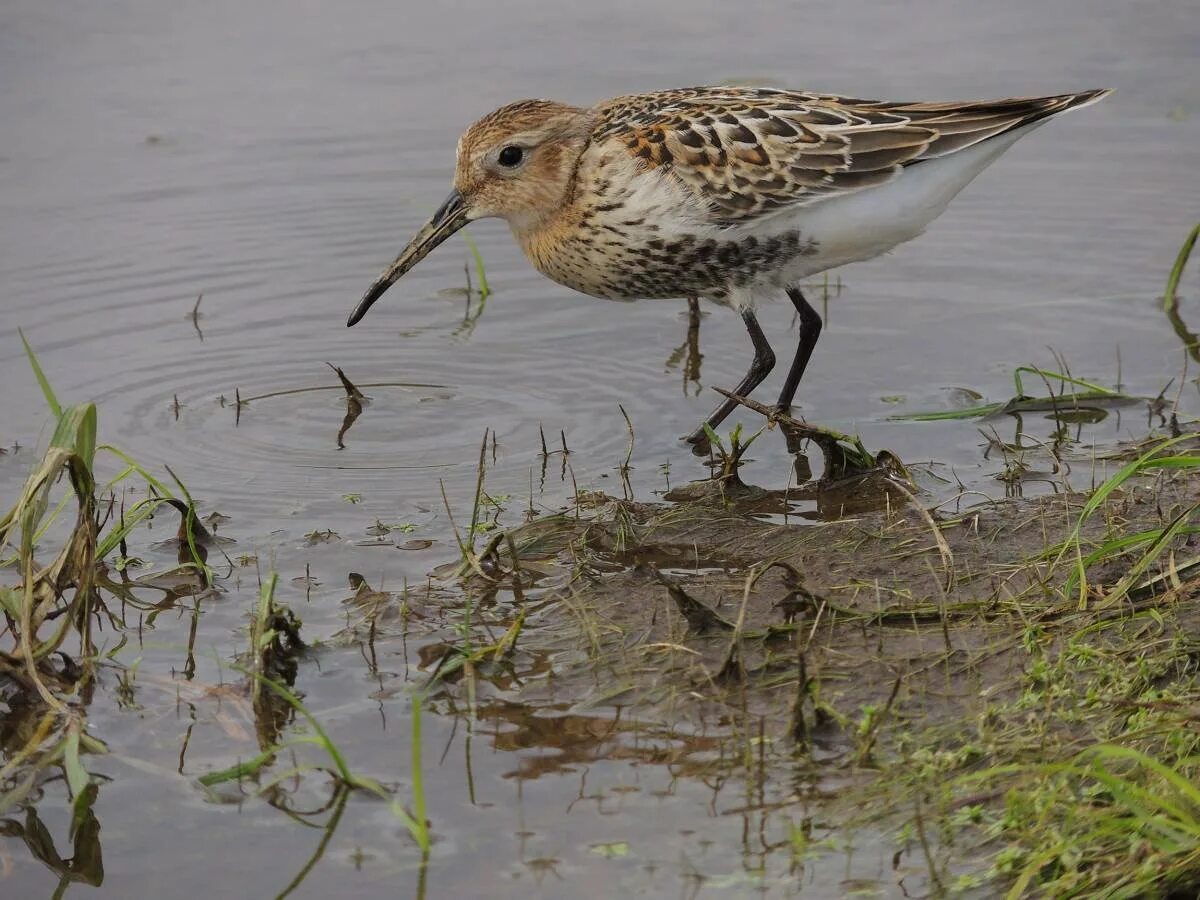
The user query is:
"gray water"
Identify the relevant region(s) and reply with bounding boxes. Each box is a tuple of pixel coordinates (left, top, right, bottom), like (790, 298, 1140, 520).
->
(2, 1, 1198, 896)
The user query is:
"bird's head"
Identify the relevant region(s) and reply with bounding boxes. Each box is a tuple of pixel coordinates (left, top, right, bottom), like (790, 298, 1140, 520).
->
(348, 99, 591, 326)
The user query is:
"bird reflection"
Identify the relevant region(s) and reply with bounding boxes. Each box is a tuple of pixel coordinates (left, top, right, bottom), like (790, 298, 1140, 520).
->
(664, 297, 704, 395)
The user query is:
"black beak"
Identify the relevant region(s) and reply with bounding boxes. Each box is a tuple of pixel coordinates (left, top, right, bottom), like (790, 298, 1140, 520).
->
(347, 190, 470, 326)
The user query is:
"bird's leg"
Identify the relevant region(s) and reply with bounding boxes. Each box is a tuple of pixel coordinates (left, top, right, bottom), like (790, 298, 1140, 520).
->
(686, 309, 775, 453)
(776, 287, 822, 415)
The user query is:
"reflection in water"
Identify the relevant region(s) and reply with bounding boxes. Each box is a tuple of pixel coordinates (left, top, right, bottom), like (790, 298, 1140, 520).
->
(664, 297, 704, 395)
(422, 691, 876, 894)
(451, 286, 491, 341)
(327, 363, 369, 450)
(272, 784, 356, 900)
(983, 430, 1059, 498)
(536, 425, 572, 493)
(337, 394, 364, 450)
(0, 698, 107, 889)
(230, 376, 450, 452)
(1166, 295, 1200, 364)
(0, 785, 104, 891)
(189, 293, 205, 343)
(1163, 223, 1200, 362)
(975, 388, 1174, 495)
(465, 701, 724, 781)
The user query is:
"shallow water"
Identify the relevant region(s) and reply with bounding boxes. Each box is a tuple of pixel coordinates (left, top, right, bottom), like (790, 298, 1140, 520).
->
(2, 0, 1199, 896)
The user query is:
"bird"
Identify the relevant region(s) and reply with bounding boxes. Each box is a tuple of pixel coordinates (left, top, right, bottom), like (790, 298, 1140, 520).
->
(347, 85, 1111, 452)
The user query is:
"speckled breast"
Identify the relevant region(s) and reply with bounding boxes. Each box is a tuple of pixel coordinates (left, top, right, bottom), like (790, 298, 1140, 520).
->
(525, 226, 819, 302)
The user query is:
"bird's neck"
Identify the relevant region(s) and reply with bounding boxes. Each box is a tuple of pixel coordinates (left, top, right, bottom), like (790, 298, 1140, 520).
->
(508, 133, 595, 268)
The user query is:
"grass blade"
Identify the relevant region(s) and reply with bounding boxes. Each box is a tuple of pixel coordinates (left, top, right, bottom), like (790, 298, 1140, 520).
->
(410, 693, 429, 853)
(1164, 222, 1199, 312)
(462, 231, 490, 298)
(19, 329, 62, 419)
(198, 749, 278, 786)
(50, 403, 97, 470)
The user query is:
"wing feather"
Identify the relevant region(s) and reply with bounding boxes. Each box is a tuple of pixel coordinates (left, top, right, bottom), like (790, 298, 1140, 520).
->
(591, 86, 1109, 226)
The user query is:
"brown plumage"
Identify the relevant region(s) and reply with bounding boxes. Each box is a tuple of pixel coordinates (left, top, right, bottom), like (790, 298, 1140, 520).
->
(590, 87, 1109, 225)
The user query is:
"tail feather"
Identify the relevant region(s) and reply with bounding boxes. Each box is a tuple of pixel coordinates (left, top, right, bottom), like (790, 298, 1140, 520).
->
(904, 89, 1113, 161)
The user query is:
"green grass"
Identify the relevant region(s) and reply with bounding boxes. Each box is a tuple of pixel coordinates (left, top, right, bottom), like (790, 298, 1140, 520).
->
(1054, 433, 1200, 606)
(1163, 221, 1199, 312)
(893, 365, 1132, 422)
(461, 230, 491, 298)
(873, 434, 1200, 896)
(948, 726, 1200, 897)
(701, 421, 763, 487)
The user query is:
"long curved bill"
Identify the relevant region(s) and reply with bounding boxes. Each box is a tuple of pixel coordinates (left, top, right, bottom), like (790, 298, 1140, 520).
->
(347, 190, 470, 326)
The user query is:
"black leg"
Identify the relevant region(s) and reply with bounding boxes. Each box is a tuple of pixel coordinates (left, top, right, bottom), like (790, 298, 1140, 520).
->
(776, 287, 822, 414)
(686, 309, 775, 449)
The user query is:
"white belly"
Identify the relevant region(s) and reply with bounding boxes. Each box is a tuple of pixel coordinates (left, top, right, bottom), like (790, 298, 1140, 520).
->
(755, 122, 1043, 285)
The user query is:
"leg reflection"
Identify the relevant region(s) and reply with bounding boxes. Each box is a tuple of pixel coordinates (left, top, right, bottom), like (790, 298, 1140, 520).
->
(665, 297, 705, 397)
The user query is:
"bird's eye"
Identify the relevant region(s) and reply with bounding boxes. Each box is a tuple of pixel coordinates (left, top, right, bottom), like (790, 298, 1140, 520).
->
(497, 146, 524, 168)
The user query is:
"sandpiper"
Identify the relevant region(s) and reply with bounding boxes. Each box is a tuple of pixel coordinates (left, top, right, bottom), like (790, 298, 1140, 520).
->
(348, 85, 1110, 450)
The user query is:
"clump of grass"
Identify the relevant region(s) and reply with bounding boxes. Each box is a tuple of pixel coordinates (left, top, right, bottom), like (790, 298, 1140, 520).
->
(701, 421, 763, 490)
(871, 436, 1200, 894)
(441, 431, 505, 581)
(969, 745, 1200, 898)
(0, 335, 187, 702)
(923, 618, 1200, 899)
(0, 334, 204, 826)
(1054, 432, 1200, 607)
(0, 402, 99, 705)
(617, 403, 636, 499)
(423, 606, 528, 686)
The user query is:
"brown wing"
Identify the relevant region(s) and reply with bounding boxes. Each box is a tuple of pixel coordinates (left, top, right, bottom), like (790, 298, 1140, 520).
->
(592, 86, 1110, 226)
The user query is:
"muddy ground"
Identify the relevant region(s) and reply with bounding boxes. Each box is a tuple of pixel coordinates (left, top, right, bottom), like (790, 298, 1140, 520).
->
(309, 429, 1200, 892)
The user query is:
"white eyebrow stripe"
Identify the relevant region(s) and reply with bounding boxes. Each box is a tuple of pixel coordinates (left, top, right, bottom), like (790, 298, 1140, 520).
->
(469, 129, 551, 165)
